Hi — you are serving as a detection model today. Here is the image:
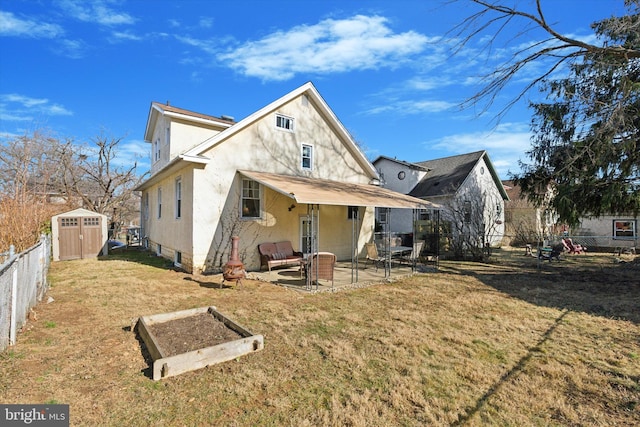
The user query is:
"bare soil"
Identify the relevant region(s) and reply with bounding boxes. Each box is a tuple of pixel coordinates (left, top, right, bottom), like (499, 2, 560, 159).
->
(145, 313, 242, 357)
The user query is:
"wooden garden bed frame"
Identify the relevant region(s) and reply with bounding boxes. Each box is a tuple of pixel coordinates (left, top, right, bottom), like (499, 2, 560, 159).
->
(137, 306, 264, 380)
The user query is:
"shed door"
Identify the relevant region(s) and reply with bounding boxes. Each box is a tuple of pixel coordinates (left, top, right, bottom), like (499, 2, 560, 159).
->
(58, 216, 103, 260)
(81, 216, 103, 258)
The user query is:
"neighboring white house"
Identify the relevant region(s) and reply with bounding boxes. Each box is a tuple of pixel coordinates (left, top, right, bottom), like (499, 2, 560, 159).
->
(135, 82, 431, 273)
(574, 215, 638, 250)
(373, 151, 509, 246)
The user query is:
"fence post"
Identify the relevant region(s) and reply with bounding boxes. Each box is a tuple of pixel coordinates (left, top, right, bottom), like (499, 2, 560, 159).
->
(9, 261, 17, 346)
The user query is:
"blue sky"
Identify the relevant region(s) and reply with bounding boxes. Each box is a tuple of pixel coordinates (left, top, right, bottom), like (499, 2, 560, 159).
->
(0, 0, 624, 179)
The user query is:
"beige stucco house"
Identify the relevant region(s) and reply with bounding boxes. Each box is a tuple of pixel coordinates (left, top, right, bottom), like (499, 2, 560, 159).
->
(136, 82, 430, 273)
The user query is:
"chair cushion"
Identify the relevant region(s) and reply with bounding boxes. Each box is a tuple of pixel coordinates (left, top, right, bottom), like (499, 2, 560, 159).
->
(275, 241, 295, 257)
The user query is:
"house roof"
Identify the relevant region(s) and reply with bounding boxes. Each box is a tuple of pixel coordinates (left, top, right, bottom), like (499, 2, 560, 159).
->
(144, 102, 235, 142)
(183, 82, 377, 178)
(409, 151, 509, 200)
(372, 155, 430, 172)
(239, 170, 439, 209)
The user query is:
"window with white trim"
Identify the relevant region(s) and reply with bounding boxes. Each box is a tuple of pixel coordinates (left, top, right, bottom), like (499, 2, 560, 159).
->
(157, 187, 162, 219)
(302, 144, 313, 170)
(241, 179, 261, 219)
(175, 177, 182, 219)
(154, 138, 161, 162)
(276, 114, 294, 131)
(613, 220, 636, 239)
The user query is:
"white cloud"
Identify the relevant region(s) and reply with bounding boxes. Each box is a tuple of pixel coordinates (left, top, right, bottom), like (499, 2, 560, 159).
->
(54, 38, 87, 58)
(213, 15, 432, 81)
(365, 99, 456, 115)
(428, 123, 532, 177)
(56, 0, 135, 26)
(0, 93, 73, 122)
(111, 139, 150, 171)
(110, 31, 142, 42)
(0, 11, 65, 38)
(199, 17, 213, 29)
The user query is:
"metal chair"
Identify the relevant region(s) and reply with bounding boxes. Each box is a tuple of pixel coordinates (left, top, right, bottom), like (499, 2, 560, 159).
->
(365, 242, 385, 271)
(400, 240, 425, 267)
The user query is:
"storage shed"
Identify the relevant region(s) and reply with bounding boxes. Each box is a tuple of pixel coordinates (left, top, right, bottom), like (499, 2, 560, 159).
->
(52, 208, 108, 261)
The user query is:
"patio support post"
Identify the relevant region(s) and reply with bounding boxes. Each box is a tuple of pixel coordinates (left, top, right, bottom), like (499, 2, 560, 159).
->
(412, 208, 418, 272)
(384, 207, 391, 278)
(351, 206, 361, 284)
(305, 204, 320, 291)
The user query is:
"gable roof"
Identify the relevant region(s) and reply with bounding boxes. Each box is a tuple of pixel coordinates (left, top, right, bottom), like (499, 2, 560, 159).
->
(372, 155, 430, 172)
(409, 151, 509, 200)
(137, 82, 378, 193)
(144, 102, 235, 142)
(182, 81, 376, 178)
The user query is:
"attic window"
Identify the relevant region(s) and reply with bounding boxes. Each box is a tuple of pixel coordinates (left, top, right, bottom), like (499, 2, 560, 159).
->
(398, 171, 406, 180)
(276, 114, 294, 131)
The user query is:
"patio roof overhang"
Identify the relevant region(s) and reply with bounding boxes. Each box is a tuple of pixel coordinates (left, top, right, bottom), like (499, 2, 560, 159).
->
(238, 170, 440, 209)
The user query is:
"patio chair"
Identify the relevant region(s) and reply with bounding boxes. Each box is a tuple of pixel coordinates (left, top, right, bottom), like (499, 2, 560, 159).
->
(562, 238, 586, 254)
(400, 240, 425, 267)
(365, 243, 385, 271)
(306, 252, 336, 288)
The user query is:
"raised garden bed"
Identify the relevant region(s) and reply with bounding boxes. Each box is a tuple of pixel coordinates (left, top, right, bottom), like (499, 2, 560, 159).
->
(137, 306, 264, 380)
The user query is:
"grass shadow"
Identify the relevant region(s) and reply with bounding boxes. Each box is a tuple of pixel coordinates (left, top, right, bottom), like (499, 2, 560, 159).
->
(98, 247, 176, 270)
(439, 248, 640, 324)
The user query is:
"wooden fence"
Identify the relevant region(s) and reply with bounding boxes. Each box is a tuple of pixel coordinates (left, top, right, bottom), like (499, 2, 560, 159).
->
(0, 235, 51, 352)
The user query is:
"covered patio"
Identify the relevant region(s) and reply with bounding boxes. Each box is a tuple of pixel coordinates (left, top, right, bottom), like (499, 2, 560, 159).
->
(252, 258, 437, 293)
(240, 170, 440, 291)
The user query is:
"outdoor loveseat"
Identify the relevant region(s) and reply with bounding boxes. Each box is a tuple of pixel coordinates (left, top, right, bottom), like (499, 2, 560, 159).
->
(258, 241, 303, 272)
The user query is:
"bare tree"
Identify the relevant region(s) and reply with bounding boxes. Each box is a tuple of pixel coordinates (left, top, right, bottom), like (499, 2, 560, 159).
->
(0, 129, 146, 250)
(449, 1, 640, 223)
(0, 130, 74, 251)
(58, 133, 147, 234)
(440, 185, 503, 261)
(449, 0, 640, 119)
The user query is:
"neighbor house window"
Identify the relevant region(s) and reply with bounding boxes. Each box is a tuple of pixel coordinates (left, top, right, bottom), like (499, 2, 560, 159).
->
(241, 179, 261, 219)
(376, 208, 388, 224)
(175, 251, 182, 267)
(154, 138, 161, 162)
(276, 114, 294, 131)
(613, 220, 636, 239)
(175, 178, 182, 219)
(157, 187, 162, 219)
(464, 201, 472, 223)
(165, 127, 170, 146)
(302, 144, 313, 170)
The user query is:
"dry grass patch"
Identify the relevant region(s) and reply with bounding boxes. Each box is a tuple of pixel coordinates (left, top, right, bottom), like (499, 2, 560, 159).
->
(1, 248, 638, 426)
